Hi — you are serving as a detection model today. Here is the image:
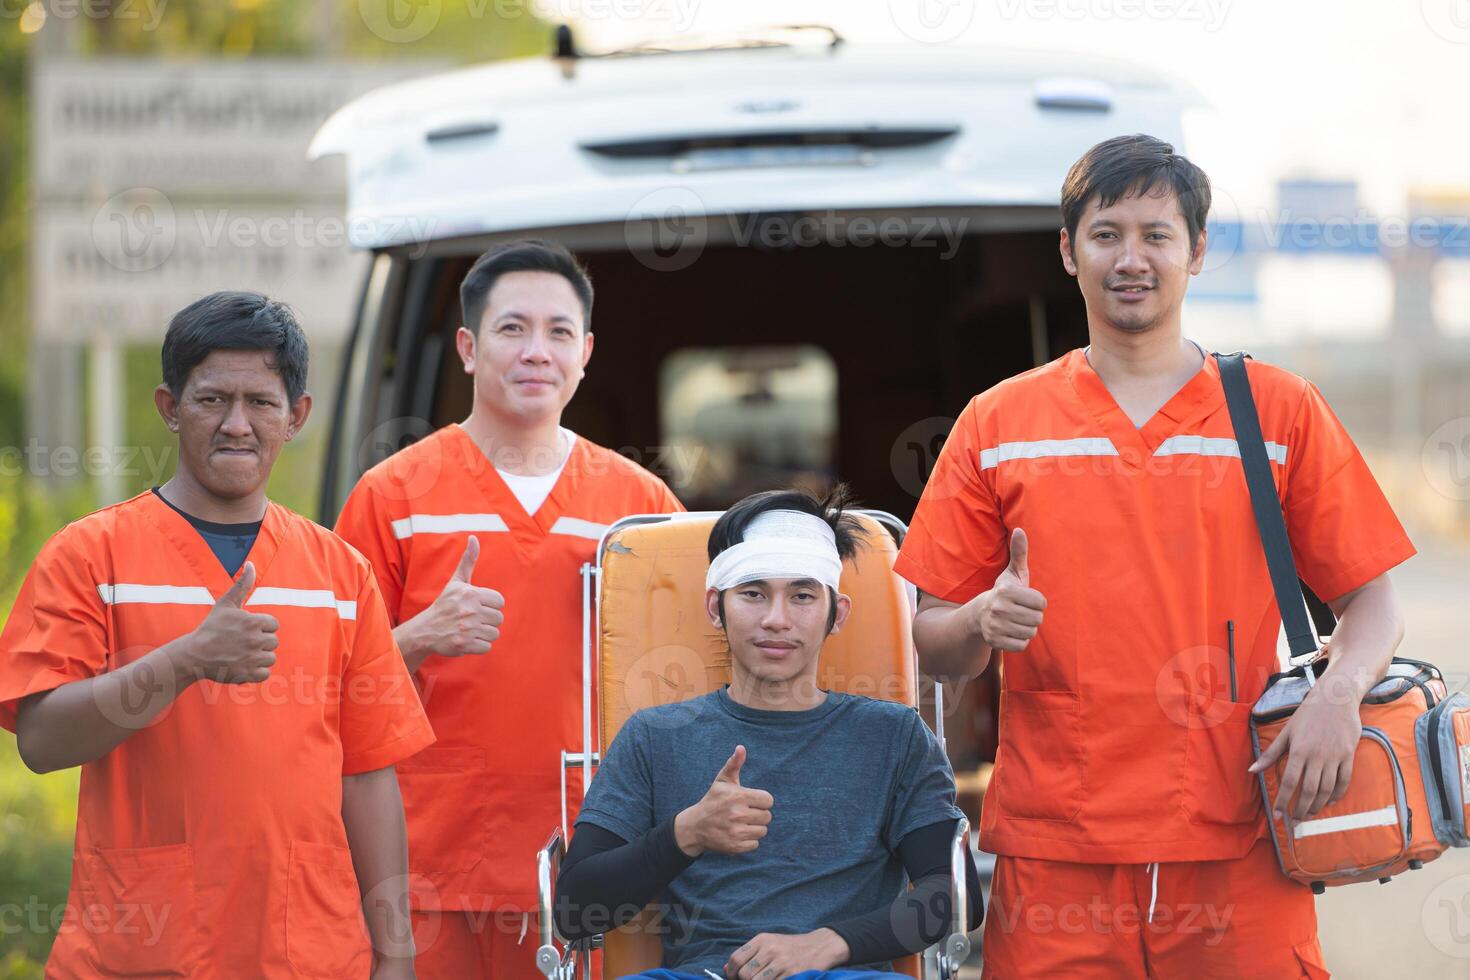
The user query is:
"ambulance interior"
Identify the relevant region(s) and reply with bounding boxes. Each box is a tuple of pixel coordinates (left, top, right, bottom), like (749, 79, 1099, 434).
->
(322, 215, 1090, 800)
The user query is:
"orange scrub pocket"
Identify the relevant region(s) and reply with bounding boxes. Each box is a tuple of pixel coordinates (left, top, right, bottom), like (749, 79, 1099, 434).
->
(396, 745, 491, 876)
(285, 840, 370, 978)
(75, 842, 199, 976)
(994, 691, 1083, 822)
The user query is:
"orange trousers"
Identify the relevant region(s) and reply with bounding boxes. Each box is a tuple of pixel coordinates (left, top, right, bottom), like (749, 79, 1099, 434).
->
(412, 909, 542, 979)
(980, 837, 1329, 979)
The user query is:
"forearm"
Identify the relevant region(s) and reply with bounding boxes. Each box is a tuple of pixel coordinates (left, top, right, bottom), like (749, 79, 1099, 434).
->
(826, 820, 983, 965)
(391, 617, 433, 674)
(16, 637, 197, 774)
(341, 767, 415, 968)
(1312, 578, 1405, 709)
(913, 601, 992, 680)
(555, 819, 695, 941)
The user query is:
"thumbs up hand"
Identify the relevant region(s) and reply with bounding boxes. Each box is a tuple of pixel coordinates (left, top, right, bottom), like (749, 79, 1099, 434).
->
(971, 528, 1048, 652)
(418, 536, 506, 658)
(673, 745, 775, 857)
(182, 562, 280, 684)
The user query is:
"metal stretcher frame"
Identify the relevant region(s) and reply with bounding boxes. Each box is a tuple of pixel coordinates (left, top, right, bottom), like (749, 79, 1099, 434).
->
(536, 510, 973, 980)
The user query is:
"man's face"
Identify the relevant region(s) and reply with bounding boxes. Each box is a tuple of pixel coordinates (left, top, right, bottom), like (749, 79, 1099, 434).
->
(154, 350, 310, 501)
(456, 270, 594, 426)
(1060, 187, 1207, 335)
(706, 578, 852, 689)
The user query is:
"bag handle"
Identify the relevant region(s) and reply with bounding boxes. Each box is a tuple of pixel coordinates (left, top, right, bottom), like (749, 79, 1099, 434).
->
(1215, 351, 1336, 664)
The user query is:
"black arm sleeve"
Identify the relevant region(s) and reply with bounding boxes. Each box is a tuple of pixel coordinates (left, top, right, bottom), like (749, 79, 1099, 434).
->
(823, 818, 984, 967)
(553, 818, 697, 943)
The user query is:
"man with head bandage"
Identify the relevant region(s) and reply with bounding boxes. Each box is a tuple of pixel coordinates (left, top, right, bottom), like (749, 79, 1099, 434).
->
(554, 486, 982, 980)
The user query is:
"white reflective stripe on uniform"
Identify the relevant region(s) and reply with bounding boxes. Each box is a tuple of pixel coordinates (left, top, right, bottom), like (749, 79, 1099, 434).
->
(549, 517, 607, 540)
(245, 587, 357, 620)
(1291, 804, 1398, 840)
(390, 513, 510, 539)
(978, 438, 1119, 470)
(1154, 435, 1289, 465)
(96, 583, 214, 606)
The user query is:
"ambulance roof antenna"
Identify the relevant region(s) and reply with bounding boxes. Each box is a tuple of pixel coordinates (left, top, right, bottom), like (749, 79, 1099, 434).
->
(553, 24, 579, 80)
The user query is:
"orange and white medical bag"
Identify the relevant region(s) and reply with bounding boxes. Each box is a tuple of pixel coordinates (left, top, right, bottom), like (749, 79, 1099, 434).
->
(1220, 351, 1470, 892)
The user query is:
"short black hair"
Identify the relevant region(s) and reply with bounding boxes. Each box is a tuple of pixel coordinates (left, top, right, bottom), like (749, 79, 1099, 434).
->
(460, 239, 594, 335)
(708, 484, 868, 633)
(161, 291, 308, 403)
(1060, 133, 1211, 254)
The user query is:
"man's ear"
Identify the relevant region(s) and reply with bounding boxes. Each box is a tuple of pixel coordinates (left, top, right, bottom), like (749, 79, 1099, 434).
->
(828, 592, 853, 635)
(1059, 228, 1078, 277)
(705, 587, 723, 628)
(455, 325, 477, 374)
(285, 392, 313, 442)
(155, 384, 181, 433)
(1187, 225, 1209, 276)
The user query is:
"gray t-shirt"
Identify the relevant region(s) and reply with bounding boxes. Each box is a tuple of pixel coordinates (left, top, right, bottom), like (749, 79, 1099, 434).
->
(575, 686, 964, 976)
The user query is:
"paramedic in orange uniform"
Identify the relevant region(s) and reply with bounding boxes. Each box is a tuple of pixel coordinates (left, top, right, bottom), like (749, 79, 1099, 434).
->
(334, 240, 684, 978)
(0, 292, 435, 979)
(895, 135, 1415, 979)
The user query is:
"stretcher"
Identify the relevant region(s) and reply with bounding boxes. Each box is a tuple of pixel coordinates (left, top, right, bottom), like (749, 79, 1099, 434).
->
(534, 511, 973, 979)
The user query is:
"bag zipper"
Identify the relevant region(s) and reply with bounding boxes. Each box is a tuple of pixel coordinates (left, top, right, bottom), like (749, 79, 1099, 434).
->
(1424, 695, 1463, 827)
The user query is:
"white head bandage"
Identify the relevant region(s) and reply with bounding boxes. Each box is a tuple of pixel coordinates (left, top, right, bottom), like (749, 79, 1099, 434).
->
(705, 509, 843, 593)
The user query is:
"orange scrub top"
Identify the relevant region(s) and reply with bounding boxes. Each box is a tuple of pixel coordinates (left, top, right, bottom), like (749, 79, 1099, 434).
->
(894, 349, 1415, 865)
(334, 424, 683, 912)
(0, 491, 435, 979)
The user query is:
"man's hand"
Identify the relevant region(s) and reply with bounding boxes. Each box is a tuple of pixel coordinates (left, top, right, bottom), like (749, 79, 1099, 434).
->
(1249, 690, 1361, 821)
(673, 745, 774, 857)
(725, 928, 848, 979)
(406, 536, 506, 663)
(967, 528, 1046, 652)
(369, 959, 415, 980)
(177, 562, 279, 684)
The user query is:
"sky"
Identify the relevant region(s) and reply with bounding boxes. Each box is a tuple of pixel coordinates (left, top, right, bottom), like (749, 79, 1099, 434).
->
(541, 0, 1470, 218)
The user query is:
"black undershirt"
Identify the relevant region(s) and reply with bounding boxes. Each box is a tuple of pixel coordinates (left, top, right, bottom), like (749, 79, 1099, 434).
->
(555, 816, 983, 971)
(151, 488, 262, 576)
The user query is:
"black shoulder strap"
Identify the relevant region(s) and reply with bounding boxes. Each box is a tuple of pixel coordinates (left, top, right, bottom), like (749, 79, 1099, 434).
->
(1215, 351, 1335, 659)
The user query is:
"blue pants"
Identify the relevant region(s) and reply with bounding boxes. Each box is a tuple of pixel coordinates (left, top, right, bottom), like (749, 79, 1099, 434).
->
(619, 971, 909, 979)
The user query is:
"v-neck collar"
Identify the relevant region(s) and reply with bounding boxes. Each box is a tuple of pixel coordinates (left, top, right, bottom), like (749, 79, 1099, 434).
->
(1065, 345, 1224, 464)
(140, 490, 284, 594)
(448, 423, 587, 544)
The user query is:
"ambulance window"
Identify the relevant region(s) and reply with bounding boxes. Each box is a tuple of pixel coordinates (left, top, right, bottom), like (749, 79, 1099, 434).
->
(659, 345, 838, 508)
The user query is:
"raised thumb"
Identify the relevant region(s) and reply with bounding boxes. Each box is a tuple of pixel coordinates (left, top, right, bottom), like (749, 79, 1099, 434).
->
(715, 744, 745, 785)
(452, 535, 480, 584)
(1007, 528, 1030, 585)
(218, 561, 255, 608)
